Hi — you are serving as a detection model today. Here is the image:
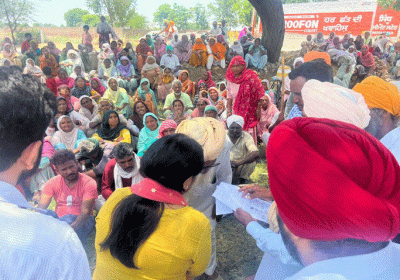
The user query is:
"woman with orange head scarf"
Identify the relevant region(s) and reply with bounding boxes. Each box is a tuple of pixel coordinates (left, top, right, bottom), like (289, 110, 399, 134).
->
(178, 70, 195, 99)
(189, 38, 208, 67)
(207, 37, 226, 70)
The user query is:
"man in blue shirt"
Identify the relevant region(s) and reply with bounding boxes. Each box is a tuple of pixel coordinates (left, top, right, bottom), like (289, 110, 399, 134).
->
(0, 66, 92, 279)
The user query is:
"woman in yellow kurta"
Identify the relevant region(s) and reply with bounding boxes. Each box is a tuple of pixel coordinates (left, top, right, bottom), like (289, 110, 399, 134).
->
(94, 134, 211, 280)
(92, 110, 131, 145)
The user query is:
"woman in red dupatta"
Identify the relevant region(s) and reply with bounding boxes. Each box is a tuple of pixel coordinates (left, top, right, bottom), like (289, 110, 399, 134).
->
(225, 55, 264, 131)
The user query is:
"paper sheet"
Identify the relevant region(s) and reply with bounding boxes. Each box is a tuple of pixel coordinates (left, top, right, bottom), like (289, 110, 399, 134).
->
(212, 182, 272, 223)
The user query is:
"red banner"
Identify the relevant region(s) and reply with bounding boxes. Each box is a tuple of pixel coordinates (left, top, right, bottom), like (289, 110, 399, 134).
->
(284, 12, 373, 35)
(371, 7, 400, 36)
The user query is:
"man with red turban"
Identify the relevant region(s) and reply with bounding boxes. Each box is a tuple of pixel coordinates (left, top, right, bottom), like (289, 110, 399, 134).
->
(268, 117, 400, 279)
(235, 117, 400, 279)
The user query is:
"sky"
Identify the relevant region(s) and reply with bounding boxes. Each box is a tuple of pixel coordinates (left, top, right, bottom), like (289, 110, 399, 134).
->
(33, 0, 214, 26)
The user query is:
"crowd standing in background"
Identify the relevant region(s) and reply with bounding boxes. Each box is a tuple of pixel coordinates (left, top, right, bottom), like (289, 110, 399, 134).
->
(1, 18, 400, 280)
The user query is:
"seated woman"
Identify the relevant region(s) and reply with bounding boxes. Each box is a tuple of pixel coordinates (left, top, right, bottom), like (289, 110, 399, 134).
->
(191, 98, 210, 118)
(189, 38, 207, 67)
(207, 37, 226, 70)
(358, 44, 376, 76)
(1, 42, 20, 66)
(60, 42, 76, 62)
(55, 96, 89, 133)
(133, 78, 158, 115)
(23, 58, 45, 83)
(158, 119, 177, 139)
(55, 68, 75, 89)
(217, 35, 229, 51)
(226, 40, 244, 62)
(70, 65, 89, 81)
(137, 113, 160, 157)
(256, 94, 279, 138)
(93, 134, 211, 280)
(51, 115, 87, 153)
(179, 70, 195, 100)
(57, 85, 80, 111)
(39, 47, 59, 77)
(218, 81, 227, 99)
(47, 41, 61, 62)
(59, 50, 84, 76)
(72, 76, 92, 98)
(174, 35, 192, 63)
(117, 56, 137, 94)
(154, 37, 166, 64)
(23, 40, 41, 66)
(208, 87, 226, 116)
(125, 42, 138, 68)
(167, 99, 189, 125)
(136, 38, 153, 71)
(197, 69, 216, 89)
(245, 38, 268, 71)
(141, 56, 161, 90)
(157, 67, 174, 103)
(97, 43, 115, 68)
(98, 58, 118, 88)
(130, 101, 151, 131)
(92, 110, 132, 146)
(261, 79, 275, 105)
(79, 95, 100, 137)
(90, 77, 106, 98)
(103, 77, 132, 119)
(204, 105, 220, 120)
(89, 99, 138, 135)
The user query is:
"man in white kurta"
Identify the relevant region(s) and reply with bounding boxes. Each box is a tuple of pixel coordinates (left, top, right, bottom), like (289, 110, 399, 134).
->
(176, 118, 232, 279)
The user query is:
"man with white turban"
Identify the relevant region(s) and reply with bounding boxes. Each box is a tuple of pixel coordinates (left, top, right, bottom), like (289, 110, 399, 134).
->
(176, 117, 232, 280)
(302, 79, 371, 129)
(226, 115, 259, 184)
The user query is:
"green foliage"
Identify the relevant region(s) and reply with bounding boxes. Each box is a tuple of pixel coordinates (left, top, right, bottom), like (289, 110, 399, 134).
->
(82, 14, 100, 27)
(208, 0, 238, 26)
(190, 3, 209, 30)
(378, 0, 400, 11)
(153, 3, 173, 26)
(15, 29, 41, 45)
(86, 0, 137, 27)
(64, 8, 89, 27)
(128, 12, 148, 29)
(232, 0, 253, 26)
(154, 3, 209, 30)
(169, 3, 192, 30)
(0, 0, 36, 44)
(32, 23, 57, 27)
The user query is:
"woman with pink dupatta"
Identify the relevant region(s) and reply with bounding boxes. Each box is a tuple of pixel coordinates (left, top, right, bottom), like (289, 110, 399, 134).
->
(256, 94, 279, 137)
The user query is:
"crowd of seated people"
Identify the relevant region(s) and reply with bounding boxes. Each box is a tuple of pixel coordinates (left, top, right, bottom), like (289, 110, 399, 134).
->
(3, 22, 400, 280)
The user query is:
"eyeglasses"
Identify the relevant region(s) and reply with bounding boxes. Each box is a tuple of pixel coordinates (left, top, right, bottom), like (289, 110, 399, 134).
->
(201, 162, 220, 173)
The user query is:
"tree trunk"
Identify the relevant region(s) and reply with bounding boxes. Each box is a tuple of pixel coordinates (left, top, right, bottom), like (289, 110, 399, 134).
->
(247, 0, 285, 63)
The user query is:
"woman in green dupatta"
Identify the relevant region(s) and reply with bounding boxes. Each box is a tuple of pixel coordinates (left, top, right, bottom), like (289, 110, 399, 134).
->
(133, 78, 158, 115)
(137, 112, 160, 157)
(103, 77, 132, 119)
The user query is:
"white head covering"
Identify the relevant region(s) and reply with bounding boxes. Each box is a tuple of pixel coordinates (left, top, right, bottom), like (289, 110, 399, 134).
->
(261, 79, 270, 89)
(79, 95, 99, 120)
(302, 79, 371, 129)
(293, 57, 305, 68)
(227, 115, 245, 128)
(52, 115, 79, 150)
